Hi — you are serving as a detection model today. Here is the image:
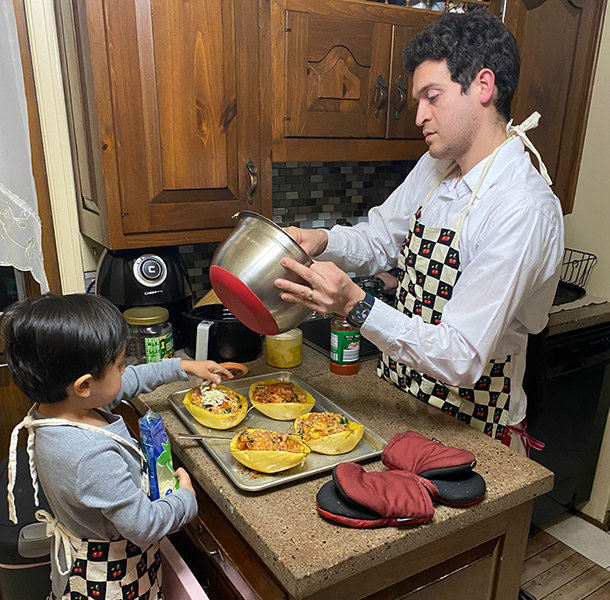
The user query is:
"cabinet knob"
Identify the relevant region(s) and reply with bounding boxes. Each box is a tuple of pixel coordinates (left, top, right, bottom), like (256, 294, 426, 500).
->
(395, 75, 408, 120)
(373, 74, 388, 119)
(246, 159, 258, 205)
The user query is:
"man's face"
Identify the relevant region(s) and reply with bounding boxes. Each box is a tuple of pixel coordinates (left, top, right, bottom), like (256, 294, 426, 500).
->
(412, 60, 479, 161)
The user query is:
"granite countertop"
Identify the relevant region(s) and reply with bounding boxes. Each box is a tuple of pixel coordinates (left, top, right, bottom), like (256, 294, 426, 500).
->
(548, 301, 610, 336)
(134, 347, 553, 599)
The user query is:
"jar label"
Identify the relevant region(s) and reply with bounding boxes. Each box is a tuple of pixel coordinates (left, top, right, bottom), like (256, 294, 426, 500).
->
(330, 330, 360, 364)
(145, 333, 174, 363)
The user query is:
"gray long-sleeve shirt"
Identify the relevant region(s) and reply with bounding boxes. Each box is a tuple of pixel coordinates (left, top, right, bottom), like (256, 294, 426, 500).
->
(32, 358, 197, 597)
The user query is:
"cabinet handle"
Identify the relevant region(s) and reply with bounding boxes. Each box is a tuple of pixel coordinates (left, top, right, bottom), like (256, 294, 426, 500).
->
(246, 159, 258, 205)
(394, 75, 408, 120)
(196, 523, 225, 561)
(373, 74, 388, 118)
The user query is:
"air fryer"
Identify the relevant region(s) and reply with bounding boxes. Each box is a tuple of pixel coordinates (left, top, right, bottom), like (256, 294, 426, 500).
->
(96, 247, 193, 349)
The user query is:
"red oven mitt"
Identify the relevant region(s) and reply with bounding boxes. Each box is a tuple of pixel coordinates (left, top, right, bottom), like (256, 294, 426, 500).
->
(381, 431, 485, 507)
(316, 462, 436, 528)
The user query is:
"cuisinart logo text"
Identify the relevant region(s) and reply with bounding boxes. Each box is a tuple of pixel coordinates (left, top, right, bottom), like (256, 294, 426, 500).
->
(144, 290, 163, 295)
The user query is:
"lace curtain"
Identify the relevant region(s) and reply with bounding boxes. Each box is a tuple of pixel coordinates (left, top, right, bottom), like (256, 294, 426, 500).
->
(0, 2, 49, 293)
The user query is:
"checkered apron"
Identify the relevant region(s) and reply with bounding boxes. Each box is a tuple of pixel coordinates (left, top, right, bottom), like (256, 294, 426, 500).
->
(376, 117, 551, 440)
(6, 406, 163, 600)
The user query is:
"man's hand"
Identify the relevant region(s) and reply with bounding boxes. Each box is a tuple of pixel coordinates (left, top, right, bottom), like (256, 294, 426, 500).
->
(275, 258, 365, 317)
(375, 272, 399, 291)
(284, 227, 329, 257)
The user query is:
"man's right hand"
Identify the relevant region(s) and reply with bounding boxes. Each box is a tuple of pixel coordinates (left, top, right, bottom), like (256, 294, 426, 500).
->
(284, 227, 329, 257)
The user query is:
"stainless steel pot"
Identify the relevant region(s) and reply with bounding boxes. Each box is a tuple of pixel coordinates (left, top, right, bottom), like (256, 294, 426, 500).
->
(210, 212, 314, 334)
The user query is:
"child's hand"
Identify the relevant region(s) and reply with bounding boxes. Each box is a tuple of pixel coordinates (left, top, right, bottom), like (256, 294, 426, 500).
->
(180, 360, 234, 387)
(174, 468, 195, 496)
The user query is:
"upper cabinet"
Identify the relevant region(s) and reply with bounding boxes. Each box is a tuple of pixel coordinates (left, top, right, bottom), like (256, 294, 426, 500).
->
(57, 0, 601, 248)
(504, 0, 607, 214)
(265, 0, 447, 162)
(282, 11, 428, 141)
(56, 0, 266, 249)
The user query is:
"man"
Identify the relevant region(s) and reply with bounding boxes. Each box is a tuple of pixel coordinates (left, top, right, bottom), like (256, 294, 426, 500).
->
(275, 9, 564, 455)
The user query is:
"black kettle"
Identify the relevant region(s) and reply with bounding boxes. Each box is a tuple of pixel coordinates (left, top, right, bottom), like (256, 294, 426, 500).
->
(184, 305, 263, 363)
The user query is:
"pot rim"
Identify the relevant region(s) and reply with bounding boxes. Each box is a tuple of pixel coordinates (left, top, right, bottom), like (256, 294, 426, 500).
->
(235, 211, 314, 266)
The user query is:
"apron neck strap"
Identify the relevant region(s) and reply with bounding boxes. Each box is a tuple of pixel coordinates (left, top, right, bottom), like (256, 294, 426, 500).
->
(506, 111, 552, 186)
(454, 111, 552, 235)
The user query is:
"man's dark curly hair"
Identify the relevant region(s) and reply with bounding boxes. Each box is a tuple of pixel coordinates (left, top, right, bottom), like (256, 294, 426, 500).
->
(404, 8, 520, 121)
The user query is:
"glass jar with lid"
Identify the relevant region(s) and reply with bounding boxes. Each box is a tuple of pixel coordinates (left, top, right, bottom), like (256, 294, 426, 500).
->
(123, 306, 174, 365)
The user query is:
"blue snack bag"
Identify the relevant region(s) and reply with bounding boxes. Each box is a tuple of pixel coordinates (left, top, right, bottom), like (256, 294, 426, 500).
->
(139, 410, 178, 500)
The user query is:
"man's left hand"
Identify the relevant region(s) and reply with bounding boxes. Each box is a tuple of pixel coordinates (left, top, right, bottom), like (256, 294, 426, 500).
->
(275, 258, 365, 317)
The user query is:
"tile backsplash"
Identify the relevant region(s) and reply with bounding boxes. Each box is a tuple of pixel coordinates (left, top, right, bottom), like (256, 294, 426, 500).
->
(180, 160, 415, 301)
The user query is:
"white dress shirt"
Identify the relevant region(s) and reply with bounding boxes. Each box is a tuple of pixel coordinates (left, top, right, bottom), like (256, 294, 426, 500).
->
(319, 137, 564, 425)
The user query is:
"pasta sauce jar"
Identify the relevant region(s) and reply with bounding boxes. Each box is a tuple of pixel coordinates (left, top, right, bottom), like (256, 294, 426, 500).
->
(329, 314, 360, 375)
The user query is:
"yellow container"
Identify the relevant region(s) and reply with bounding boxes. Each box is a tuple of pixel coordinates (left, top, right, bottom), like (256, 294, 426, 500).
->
(265, 329, 303, 368)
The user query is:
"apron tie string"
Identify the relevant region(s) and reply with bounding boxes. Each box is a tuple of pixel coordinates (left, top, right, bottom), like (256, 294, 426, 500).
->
(35, 509, 81, 577)
(7, 406, 145, 525)
(506, 111, 553, 186)
(7, 405, 40, 524)
(507, 421, 545, 458)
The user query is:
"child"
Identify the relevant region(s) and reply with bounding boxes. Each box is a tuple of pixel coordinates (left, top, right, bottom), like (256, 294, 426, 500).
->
(2, 293, 233, 600)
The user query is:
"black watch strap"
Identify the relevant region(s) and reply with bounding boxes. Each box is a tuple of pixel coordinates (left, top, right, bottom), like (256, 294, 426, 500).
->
(346, 293, 375, 329)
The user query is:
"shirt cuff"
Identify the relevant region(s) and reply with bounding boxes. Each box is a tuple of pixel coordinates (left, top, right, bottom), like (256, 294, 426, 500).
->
(316, 229, 341, 261)
(361, 299, 413, 356)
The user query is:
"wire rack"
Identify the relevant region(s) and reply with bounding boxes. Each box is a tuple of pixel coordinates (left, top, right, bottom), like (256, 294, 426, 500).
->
(560, 248, 598, 289)
(553, 248, 598, 306)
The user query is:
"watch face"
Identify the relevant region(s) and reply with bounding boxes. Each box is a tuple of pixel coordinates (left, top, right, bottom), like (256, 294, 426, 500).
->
(348, 299, 373, 327)
(354, 305, 371, 322)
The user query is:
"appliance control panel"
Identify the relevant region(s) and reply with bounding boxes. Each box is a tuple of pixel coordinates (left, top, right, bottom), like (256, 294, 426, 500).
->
(133, 254, 167, 288)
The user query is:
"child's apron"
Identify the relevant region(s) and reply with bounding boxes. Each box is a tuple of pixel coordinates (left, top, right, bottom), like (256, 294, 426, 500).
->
(7, 405, 163, 600)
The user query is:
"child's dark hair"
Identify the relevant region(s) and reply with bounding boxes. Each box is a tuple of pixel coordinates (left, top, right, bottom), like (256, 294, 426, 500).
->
(404, 8, 520, 121)
(0, 294, 129, 404)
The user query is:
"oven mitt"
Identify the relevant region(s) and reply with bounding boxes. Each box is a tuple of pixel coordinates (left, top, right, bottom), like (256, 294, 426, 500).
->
(381, 431, 485, 507)
(316, 462, 436, 528)
(382, 431, 476, 477)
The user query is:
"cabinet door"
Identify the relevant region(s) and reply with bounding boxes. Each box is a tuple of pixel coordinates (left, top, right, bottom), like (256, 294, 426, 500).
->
(505, 0, 606, 213)
(284, 10, 391, 138)
(66, 0, 262, 237)
(386, 25, 423, 140)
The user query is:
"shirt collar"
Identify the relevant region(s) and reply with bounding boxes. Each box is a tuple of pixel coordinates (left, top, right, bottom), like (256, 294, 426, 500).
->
(434, 137, 525, 199)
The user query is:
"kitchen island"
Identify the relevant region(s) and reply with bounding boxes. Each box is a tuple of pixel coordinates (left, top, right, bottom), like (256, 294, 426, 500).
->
(127, 346, 553, 600)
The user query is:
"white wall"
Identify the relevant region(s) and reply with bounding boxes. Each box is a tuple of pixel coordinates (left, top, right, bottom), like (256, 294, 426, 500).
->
(564, 13, 610, 299)
(567, 10, 610, 524)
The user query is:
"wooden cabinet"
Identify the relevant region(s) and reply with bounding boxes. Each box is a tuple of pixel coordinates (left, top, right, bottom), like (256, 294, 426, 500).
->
(504, 0, 608, 214)
(283, 10, 427, 142)
(266, 0, 438, 162)
(54, 0, 605, 247)
(284, 12, 392, 139)
(56, 0, 267, 249)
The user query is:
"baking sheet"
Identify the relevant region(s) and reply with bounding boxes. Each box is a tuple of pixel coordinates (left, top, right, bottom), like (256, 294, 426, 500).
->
(169, 371, 386, 492)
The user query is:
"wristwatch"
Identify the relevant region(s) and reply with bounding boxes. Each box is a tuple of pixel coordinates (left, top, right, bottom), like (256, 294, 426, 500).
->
(346, 293, 376, 329)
